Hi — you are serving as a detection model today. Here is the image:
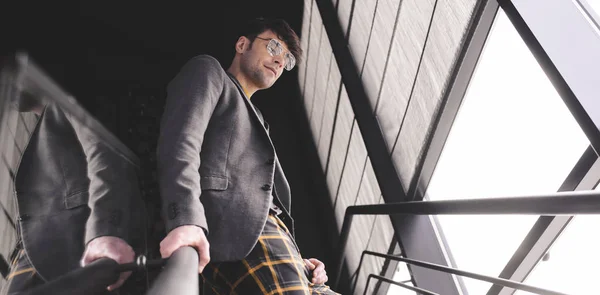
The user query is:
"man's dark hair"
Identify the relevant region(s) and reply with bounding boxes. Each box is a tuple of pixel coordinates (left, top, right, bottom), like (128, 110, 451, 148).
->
(239, 18, 303, 64)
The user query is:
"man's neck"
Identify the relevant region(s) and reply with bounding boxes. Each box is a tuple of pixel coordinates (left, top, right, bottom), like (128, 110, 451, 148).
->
(227, 66, 257, 99)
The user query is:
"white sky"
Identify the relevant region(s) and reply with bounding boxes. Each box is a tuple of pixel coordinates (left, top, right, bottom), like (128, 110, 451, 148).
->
(589, 0, 600, 16)
(514, 205, 600, 294)
(386, 1, 599, 294)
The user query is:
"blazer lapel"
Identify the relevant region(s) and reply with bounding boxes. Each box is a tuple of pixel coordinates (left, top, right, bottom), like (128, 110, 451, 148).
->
(227, 73, 273, 145)
(226, 74, 292, 213)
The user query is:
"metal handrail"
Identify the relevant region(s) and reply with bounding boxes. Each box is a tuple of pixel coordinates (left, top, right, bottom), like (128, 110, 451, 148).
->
(147, 246, 199, 295)
(363, 274, 438, 295)
(351, 250, 397, 294)
(20, 258, 121, 295)
(12, 247, 198, 295)
(333, 190, 600, 290)
(355, 251, 567, 295)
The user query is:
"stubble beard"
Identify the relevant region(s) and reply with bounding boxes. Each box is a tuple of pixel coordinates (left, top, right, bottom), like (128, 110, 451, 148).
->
(241, 59, 272, 90)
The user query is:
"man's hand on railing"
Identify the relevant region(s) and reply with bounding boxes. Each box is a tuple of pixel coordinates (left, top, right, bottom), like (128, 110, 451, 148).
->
(304, 258, 328, 285)
(159, 225, 210, 273)
(80, 236, 135, 291)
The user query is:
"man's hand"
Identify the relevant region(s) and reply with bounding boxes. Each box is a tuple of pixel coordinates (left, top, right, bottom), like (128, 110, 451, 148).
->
(304, 258, 328, 285)
(160, 225, 210, 273)
(81, 236, 135, 291)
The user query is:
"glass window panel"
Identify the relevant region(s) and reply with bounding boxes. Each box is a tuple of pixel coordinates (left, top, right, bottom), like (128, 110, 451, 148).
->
(387, 261, 413, 295)
(425, 10, 589, 295)
(514, 214, 600, 294)
(391, 262, 411, 283)
(583, 0, 600, 22)
(387, 272, 416, 295)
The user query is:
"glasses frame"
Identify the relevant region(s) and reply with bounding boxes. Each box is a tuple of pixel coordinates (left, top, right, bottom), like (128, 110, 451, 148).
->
(254, 37, 296, 71)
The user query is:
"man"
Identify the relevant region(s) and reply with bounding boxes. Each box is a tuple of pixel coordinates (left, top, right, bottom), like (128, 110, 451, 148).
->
(2, 88, 142, 294)
(157, 18, 338, 294)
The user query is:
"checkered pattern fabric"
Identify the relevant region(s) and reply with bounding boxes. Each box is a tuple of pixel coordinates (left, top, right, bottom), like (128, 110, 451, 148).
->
(202, 214, 339, 295)
(1, 247, 44, 295)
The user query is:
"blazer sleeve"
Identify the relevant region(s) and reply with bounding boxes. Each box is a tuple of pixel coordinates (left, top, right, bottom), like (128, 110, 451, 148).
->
(64, 108, 141, 245)
(157, 55, 225, 234)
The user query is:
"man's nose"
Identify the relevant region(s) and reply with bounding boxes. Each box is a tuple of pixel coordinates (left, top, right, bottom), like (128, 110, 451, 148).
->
(273, 55, 284, 69)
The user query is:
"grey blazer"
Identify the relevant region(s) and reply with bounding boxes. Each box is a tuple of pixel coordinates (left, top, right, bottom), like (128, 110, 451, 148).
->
(158, 55, 293, 262)
(14, 103, 142, 281)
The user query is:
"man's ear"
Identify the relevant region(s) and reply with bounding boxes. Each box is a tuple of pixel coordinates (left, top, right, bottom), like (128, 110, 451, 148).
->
(235, 36, 249, 54)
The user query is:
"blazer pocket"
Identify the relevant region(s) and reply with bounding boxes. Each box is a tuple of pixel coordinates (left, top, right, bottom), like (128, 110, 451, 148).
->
(64, 189, 89, 209)
(200, 176, 228, 191)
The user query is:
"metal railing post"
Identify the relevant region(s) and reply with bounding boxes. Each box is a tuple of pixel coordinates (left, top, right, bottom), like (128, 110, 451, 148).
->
(358, 251, 568, 295)
(332, 191, 600, 292)
(363, 274, 439, 295)
(333, 209, 354, 289)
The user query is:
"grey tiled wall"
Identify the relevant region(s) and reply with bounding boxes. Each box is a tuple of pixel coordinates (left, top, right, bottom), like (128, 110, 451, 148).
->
(299, 0, 480, 293)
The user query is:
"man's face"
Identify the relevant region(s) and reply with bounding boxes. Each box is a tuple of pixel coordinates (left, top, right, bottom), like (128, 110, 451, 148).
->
(239, 30, 290, 90)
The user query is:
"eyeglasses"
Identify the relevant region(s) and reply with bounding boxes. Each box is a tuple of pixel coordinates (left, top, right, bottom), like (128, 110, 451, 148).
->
(255, 37, 296, 71)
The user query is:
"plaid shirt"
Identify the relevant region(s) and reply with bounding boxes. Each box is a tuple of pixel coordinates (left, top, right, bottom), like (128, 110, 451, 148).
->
(202, 214, 339, 295)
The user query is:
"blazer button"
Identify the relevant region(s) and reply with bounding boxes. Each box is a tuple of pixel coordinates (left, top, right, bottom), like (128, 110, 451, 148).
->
(261, 184, 271, 191)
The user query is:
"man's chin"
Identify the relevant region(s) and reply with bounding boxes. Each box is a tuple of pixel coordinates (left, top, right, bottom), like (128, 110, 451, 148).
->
(258, 78, 276, 90)
(250, 72, 276, 90)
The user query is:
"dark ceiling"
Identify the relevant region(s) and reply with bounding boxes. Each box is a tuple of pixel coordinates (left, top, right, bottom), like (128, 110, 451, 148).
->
(2, 0, 305, 95)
